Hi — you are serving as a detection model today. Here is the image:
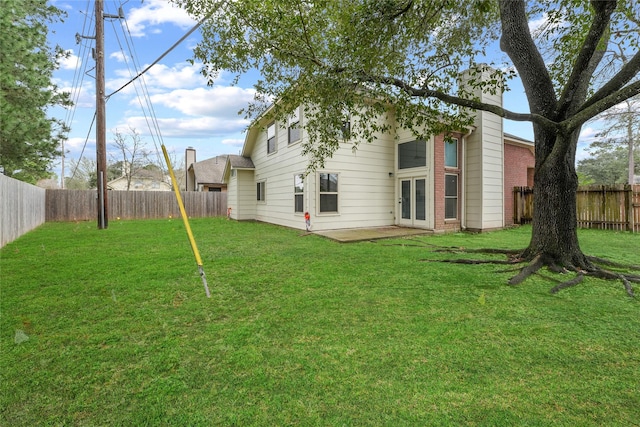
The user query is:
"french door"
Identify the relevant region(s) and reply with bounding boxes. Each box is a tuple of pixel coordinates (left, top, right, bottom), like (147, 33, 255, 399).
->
(399, 178, 427, 227)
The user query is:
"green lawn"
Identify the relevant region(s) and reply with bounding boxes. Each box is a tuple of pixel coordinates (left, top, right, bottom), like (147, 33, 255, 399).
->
(1, 219, 639, 426)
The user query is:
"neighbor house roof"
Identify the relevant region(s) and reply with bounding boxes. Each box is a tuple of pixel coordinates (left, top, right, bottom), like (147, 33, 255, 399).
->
(191, 154, 256, 186)
(190, 155, 228, 185)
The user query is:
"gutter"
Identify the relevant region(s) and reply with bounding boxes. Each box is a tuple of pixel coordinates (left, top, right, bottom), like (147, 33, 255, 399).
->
(461, 127, 474, 230)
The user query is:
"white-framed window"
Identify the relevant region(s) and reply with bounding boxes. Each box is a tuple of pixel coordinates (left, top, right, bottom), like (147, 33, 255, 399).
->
(294, 174, 304, 213)
(267, 122, 276, 154)
(257, 181, 266, 202)
(398, 140, 427, 169)
(331, 108, 350, 141)
(288, 108, 301, 144)
(445, 173, 458, 219)
(445, 137, 458, 168)
(341, 117, 351, 140)
(318, 172, 338, 213)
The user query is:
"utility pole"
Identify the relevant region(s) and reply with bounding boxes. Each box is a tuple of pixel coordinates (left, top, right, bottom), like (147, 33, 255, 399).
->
(95, 0, 108, 229)
(92, 1, 123, 228)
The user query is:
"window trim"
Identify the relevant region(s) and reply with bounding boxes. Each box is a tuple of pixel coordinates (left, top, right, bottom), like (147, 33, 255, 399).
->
(445, 137, 459, 169)
(267, 122, 276, 154)
(288, 108, 301, 145)
(341, 118, 351, 140)
(256, 180, 266, 202)
(318, 172, 339, 214)
(444, 173, 458, 220)
(398, 139, 427, 170)
(294, 173, 304, 213)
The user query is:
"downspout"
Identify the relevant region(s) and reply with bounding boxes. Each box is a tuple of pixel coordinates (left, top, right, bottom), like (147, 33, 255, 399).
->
(461, 128, 473, 230)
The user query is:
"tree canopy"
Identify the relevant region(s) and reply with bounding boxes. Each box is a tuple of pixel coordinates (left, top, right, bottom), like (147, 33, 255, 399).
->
(0, 0, 71, 183)
(176, 0, 638, 160)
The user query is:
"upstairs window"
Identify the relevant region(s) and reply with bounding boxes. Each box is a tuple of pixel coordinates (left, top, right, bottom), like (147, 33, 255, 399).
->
(445, 137, 458, 168)
(398, 140, 427, 169)
(288, 108, 301, 144)
(341, 117, 351, 140)
(267, 122, 276, 154)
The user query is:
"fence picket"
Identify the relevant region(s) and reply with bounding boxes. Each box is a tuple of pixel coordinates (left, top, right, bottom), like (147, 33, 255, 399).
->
(514, 185, 640, 233)
(45, 190, 227, 222)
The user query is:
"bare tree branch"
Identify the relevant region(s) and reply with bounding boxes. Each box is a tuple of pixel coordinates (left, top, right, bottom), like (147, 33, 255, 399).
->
(557, 0, 617, 115)
(580, 49, 640, 113)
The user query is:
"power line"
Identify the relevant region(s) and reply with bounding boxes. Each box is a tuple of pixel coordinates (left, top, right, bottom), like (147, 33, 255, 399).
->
(106, 13, 211, 99)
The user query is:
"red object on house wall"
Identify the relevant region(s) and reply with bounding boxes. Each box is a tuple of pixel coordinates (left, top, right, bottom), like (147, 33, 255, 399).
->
(504, 139, 535, 226)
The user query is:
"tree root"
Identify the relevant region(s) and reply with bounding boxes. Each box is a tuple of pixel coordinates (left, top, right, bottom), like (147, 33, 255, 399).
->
(586, 268, 637, 297)
(587, 256, 640, 272)
(550, 273, 584, 294)
(406, 242, 637, 297)
(508, 255, 543, 285)
(421, 258, 515, 265)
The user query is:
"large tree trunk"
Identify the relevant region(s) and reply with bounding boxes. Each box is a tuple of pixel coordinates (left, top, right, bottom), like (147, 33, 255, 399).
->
(521, 129, 592, 270)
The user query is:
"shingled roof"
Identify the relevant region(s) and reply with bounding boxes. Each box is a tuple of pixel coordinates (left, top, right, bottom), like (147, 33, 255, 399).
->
(190, 155, 255, 185)
(228, 155, 255, 169)
(190, 155, 227, 185)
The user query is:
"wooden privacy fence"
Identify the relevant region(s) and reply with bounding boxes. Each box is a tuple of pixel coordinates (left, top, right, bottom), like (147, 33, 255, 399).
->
(46, 190, 227, 222)
(1, 174, 47, 247)
(514, 185, 640, 232)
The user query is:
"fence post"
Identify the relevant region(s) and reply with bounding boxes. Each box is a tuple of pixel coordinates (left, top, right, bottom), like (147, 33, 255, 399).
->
(516, 187, 519, 224)
(623, 184, 635, 233)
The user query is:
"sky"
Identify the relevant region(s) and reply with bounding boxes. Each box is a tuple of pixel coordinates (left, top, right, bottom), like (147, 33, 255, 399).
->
(46, 0, 599, 183)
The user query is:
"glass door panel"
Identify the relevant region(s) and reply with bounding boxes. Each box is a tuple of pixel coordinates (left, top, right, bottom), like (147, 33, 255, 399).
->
(401, 180, 411, 220)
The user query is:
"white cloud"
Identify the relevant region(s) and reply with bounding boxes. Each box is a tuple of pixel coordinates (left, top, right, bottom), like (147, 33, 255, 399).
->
(64, 136, 94, 151)
(109, 51, 129, 63)
(528, 16, 548, 35)
(221, 138, 244, 147)
(54, 79, 94, 108)
(105, 62, 206, 95)
(123, 115, 249, 138)
(142, 63, 204, 90)
(149, 86, 256, 117)
(58, 49, 81, 70)
(579, 127, 598, 140)
(124, 0, 196, 38)
(528, 12, 566, 37)
(576, 127, 599, 162)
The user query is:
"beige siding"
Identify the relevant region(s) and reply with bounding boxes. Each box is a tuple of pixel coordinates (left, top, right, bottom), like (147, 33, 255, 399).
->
(240, 113, 399, 231)
(462, 71, 504, 230)
(236, 169, 256, 220)
(227, 173, 238, 219)
(312, 134, 396, 230)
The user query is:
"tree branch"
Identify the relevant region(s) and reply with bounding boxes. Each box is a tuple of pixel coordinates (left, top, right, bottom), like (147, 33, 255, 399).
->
(579, 49, 640, 113)
(498, 0, 557, 116)
(557, 0, 617, 115)
(361, 73, 560, 130)
(562, 80, 640, 132)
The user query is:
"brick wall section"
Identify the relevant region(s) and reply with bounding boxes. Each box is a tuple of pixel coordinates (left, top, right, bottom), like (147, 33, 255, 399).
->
(434, 133, 463, 231)
(504, 142, 535, 226)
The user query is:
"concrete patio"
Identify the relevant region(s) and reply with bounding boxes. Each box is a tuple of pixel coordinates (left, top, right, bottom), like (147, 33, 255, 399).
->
(312, 226, 433, 243)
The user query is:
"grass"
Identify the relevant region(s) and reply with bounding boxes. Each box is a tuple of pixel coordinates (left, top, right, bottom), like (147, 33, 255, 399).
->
(1, 218, 639, 426)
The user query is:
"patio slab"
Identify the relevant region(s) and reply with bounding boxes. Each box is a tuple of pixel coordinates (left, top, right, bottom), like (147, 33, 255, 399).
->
(313, 226, 433, 243)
